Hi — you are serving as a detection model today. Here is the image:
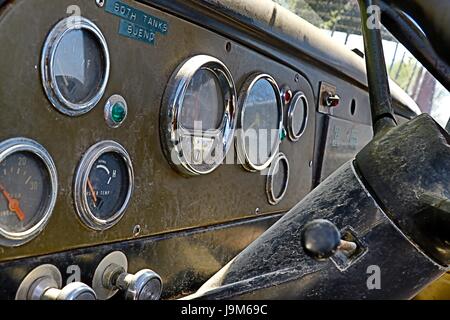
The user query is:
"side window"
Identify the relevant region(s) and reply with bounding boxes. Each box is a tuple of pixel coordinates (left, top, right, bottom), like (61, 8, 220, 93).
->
(274, 0, 450, 127)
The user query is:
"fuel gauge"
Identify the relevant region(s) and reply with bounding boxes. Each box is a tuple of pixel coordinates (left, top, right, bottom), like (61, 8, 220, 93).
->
(74, 141, 134, 230)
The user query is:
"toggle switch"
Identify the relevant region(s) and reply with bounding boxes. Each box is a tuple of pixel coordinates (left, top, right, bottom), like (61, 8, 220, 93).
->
(16, 264, 96, 300)
(323, 92, 341, 108)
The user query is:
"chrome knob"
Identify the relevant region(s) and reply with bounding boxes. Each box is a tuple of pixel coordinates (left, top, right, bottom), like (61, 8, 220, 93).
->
(16, 264, 96, 300)
(42, 282, 96, 300)
(103, 264, 162, 300)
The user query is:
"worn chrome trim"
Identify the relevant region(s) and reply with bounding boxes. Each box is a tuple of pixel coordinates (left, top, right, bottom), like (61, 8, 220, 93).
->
(160, 55, 237, 176)
(74, 141, 134, 231)
(0, 138, 58, 247)
(237, 74, 283, 172)
(41, 17, 110, 116)
(266, 153, 290, 205)
(287, 92, 309, 142)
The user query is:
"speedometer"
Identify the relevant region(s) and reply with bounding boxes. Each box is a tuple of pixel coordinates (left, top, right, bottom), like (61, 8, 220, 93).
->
(180, 68, 225, 131)
(160, 55, 237, 176)
(0, 138, 58, 247)
(237, 74, 283, 172)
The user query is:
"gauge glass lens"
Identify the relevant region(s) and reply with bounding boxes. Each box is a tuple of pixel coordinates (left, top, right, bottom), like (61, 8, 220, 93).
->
(180, 69, 224, 131)
(53, 29, 105, 105)
(243, 79, 280, 166)
(292, 98, 307, 136)
(0, 152, 52, 234)
(272, 159, 288, 199)
(85, 152, 129, 221)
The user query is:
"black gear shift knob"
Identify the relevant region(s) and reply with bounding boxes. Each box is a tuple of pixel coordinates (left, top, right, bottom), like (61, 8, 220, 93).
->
(302, 219, 341, 260)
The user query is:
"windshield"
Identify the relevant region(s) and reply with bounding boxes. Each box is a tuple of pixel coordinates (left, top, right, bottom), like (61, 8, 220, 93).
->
(274, 0, 450, 127)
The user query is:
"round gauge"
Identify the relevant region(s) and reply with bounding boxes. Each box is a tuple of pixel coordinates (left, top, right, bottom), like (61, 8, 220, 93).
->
(42, 17, 110, 116)
(288, 92, 309, 141)
(266, 153, 290, 205)
(161, 55, 237, 176)
(237, 74, 283, 172)
(74, 141, 133, 230)
(180, 69, 225, 131)
(0, 138, 58, 247)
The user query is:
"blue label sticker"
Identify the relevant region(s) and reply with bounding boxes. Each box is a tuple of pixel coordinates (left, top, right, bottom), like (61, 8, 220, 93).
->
(119, 20, 155, 45)
(105, 0, 169, 34)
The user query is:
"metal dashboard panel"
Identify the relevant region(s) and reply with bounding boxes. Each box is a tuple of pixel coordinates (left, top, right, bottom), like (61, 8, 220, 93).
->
(0, 214, 281, 300)
(0, 0, 315, 261)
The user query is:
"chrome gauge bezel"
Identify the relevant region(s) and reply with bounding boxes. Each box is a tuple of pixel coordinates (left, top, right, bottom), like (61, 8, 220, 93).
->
(287, 92, 309, 142)
(41, 16, 110, 116)
(0, 138, 58, 247)
(161, 55, 237, 176)
(74, 141, 134, 231)
(266, 153, 290, 205)
(237, 74, 284, 172)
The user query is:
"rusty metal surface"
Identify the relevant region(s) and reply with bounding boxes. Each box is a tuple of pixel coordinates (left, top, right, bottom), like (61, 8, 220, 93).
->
(140, 0, 421, 117)
(0, 214, 281, 300)
(0, 0, 316, 261)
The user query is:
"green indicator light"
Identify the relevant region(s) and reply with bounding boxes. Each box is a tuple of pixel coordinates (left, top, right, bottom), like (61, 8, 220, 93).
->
(280, 128, 287, 141)
(111, 102, 126, 124)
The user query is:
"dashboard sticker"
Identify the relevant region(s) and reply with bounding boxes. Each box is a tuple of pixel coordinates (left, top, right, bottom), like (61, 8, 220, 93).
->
(104, 0, 169, 45)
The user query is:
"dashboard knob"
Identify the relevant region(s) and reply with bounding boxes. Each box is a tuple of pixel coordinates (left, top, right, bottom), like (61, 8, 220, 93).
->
(16, 264, 96, 300)
(43, 282, 97, 300)
(102, 264, 162, 300)
(302, 219, 359, 261)
(302, 219, 341, 260)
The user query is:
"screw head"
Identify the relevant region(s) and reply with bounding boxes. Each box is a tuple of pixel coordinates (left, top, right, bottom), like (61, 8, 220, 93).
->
(96, 0, 105, 8)
(133, 225, 141, 237)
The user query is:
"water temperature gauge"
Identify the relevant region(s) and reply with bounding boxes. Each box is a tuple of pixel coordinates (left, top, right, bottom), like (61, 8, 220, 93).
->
(74, 141, 134, 230)
(0, 138, 58, 247)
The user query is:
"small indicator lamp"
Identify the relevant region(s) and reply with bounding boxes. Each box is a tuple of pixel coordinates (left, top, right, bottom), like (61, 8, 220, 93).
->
(111, 103, 126, 124)
(284, 90, 293, 105)
(105, 95, 128, 128)
(280, 127, 287, 141)
(281, 86, 293, 106)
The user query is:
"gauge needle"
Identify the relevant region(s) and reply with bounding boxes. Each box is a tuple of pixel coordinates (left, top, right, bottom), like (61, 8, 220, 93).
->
(0, 184, 25, 221)
(87, 179, 98, 207)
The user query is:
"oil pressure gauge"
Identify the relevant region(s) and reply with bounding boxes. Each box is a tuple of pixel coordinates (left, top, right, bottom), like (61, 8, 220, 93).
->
(0, 138, 58, 247)
(74, 141, 133, 230)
